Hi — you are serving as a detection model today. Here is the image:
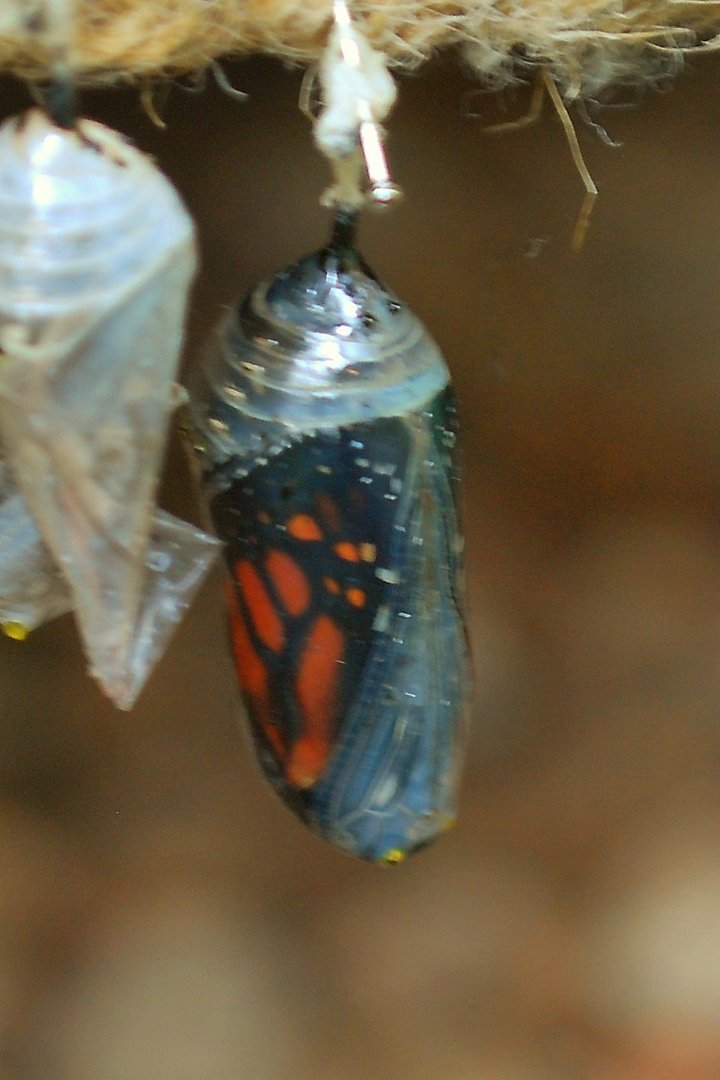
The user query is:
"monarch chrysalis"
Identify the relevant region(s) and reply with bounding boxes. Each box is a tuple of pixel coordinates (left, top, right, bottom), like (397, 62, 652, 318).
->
(187, 213, 470, 862)
(0, 108, 211, 707)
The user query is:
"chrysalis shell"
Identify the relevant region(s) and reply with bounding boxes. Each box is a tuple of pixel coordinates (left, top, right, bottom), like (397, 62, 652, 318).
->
(0, 109, 199, 705)
(0, 450, 220, 706)
(187, 218, 470, 862)
(0, 454, 72, 637)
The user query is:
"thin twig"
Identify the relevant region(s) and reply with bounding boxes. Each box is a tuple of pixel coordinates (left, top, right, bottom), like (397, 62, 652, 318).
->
(484, 74, 545, 135)
(542, 70, 598, 251)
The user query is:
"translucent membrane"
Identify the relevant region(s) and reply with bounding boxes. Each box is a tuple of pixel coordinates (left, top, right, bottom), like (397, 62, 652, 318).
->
(0, 111, 216, 706)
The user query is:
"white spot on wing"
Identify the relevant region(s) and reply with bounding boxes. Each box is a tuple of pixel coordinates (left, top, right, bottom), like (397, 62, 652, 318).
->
(372, 604, 390, 632)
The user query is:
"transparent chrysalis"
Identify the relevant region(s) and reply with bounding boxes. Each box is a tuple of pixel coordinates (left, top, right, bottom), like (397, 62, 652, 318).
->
(0, 109, 218, 707)
(186, 215, 470, 862)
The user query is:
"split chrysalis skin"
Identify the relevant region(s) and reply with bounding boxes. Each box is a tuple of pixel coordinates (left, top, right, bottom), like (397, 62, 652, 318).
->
(187, 215, 471, 863)
(0, 109, 218, 708)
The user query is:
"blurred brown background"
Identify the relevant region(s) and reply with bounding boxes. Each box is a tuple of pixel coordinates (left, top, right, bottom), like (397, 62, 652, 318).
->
(1, 52, 720, 1080)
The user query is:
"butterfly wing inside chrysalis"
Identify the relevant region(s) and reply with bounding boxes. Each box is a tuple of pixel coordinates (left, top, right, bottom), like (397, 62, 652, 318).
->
(312, 393, 466, 861)
(187, 218, 470, 861)
(213, 391, 466, 861)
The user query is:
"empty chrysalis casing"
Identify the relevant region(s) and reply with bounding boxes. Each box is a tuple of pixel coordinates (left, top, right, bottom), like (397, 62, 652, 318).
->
(0, 109, 209, 707)
(0, 454, 219, 664)
(187, 216, 470, 863)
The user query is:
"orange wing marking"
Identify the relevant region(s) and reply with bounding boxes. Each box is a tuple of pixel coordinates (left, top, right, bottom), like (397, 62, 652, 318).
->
(346, 587, 367, 608)
(334, 541, 360, 562)
(287, 615, 345, 789)
(323, 576, 341, 596)
(225, 581, 285, 760)
(287, 513, 323, 541)
(266, 549, 310, 617)
(236, 559, 285, 653)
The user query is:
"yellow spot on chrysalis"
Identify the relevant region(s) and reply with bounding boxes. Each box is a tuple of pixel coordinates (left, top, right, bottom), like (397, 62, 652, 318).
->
(379, 848, 406, 865)
(2, 621, 30, 641)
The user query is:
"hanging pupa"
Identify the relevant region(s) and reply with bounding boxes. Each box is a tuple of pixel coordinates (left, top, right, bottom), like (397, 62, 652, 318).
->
(0, 107, 216, 707)
(186, 211, 471, 862)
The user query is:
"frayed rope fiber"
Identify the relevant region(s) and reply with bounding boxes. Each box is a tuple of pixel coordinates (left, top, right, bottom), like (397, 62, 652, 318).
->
(2, 0, 720, 90)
